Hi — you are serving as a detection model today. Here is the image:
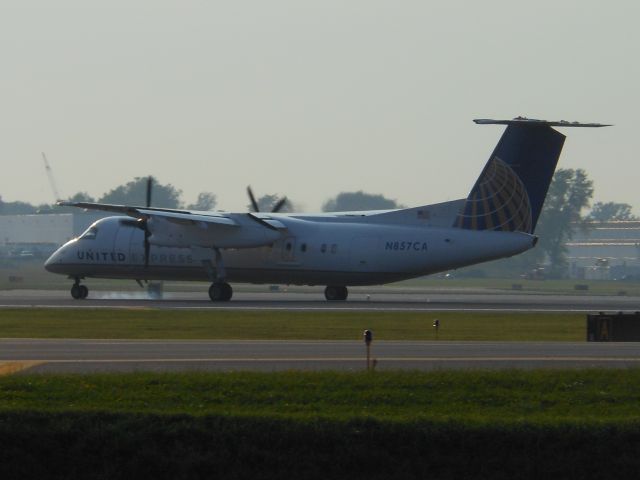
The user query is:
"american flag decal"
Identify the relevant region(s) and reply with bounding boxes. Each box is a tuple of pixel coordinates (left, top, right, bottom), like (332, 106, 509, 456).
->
(417, 210, 430, 220)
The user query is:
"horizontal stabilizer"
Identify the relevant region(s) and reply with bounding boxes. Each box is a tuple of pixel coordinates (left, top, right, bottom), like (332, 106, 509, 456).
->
(474, 117, 611, 128)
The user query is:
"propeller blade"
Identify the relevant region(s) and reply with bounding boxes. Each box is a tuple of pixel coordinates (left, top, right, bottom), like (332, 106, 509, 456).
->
(137, 218, 151, 268)
(144, 238, 151, 268)
(144, 230, 151, 268)
(247, 186, 259, 212)
(146, 177, 153, 208)
(271, 197, 288, 213)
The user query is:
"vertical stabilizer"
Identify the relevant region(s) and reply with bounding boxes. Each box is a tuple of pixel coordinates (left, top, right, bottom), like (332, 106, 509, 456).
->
(454, 122, 566, 234)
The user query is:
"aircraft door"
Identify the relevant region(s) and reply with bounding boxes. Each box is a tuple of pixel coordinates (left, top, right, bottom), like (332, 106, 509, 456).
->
(281, 236, 297, 263)
(113, 223, 136, 266)
(349, 236, 379, 272)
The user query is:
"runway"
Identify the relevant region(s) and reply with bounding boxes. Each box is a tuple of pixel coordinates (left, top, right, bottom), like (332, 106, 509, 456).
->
(2, 289, 639, 373)
(2, 288, 640, 312)
(2, 339, 640, 373)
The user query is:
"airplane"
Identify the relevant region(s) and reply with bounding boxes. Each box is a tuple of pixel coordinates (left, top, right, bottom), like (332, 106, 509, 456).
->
(44, 117, 609, 301)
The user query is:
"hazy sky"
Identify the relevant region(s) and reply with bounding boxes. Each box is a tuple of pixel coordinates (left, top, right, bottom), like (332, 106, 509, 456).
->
(1, 1, 638, 212)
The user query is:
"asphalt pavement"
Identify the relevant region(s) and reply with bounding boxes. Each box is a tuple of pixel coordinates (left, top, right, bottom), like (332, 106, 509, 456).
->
(1, 288, 639, 312)
(2, 338, 640, 373)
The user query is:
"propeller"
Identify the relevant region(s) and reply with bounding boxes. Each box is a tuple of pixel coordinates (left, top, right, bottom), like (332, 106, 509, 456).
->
(271, 197, 288, 213)
(145, 176, 152, 209)
(246, 186, 288, 213)
(247, 186, 259, 212)
(136, 176, 153, 268)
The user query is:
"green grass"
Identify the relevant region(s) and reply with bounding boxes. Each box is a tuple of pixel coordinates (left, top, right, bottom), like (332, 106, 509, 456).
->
(2, 370, 640, 425)
(0, 308, 584, 340)
(3, 371, 640, 479)
(4, 410, 639, 480)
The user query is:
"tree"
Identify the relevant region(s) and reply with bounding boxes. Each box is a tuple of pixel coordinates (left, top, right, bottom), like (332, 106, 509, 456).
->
(534, 168, 594, 277)
(0, 196, 37, 215)
(187, 192, 217, 211)
(99, 176, 182, 208)
(587, 202, 638, 222)
(322, 191, 403, 212)
(67, 192, 96, 203)
(247, 193, 294, 213)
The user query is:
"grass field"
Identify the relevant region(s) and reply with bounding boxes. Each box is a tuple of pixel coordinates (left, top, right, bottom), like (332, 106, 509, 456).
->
(0, 308, 585, 341)
(1, 370, 639, 425)
(0, 286, 632, 477)
(2, 371, 640, 479)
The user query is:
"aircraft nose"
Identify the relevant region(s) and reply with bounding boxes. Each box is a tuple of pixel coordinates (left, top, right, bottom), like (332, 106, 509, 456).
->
(44, 249, 63, 273)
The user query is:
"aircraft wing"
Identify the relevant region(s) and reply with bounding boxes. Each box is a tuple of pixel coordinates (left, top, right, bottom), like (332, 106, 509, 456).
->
(57, 201, 284, 248)
(57, 201, 238, 227)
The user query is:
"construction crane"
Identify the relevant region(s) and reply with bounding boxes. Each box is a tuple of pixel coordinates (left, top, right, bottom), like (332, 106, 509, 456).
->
(42, 152, 61, 202)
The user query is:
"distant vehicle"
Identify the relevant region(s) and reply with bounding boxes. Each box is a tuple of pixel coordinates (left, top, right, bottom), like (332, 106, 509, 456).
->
(523, 266, 545, 281)
(45, 117, 609, 301)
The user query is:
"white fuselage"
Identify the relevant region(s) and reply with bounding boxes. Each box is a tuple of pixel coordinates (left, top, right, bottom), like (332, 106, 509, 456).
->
(45, 213, 536, 286)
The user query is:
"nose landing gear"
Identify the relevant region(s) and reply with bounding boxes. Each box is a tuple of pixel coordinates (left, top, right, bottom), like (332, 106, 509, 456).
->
(324, 285, 348, 301)
(70, 279, 89, 300)
(209, 282, 233, 301)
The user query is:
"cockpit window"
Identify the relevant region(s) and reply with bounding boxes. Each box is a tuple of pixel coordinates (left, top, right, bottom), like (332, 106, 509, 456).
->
(80, 226, 98, 240)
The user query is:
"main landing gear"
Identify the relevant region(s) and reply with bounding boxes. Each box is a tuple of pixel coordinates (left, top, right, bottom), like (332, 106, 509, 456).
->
(205, 247, 233, 302)
(209, 282, 233, 302)
(324, 285, 348, 301)
(70, 279, 89, 300)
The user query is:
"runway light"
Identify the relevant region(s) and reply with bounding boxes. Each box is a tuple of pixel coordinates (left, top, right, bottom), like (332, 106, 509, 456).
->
(363, 330, 373, 371)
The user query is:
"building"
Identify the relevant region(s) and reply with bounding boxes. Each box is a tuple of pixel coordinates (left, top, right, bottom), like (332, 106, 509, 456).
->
(0, 213, 107, 258)
(567, 221, 640, 279)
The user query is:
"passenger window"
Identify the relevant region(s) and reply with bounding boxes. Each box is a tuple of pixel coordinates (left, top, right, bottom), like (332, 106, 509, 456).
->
(80, 226, 98, 240)
(286, 242, 292, 251)
(331, 244, 337, 254)
(301, 243, 307, 253)
(320, 244, 327, 253)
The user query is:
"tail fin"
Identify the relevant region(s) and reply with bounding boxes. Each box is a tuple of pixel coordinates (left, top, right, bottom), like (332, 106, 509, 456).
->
(455, 124, 565, 233)
(454, 118, 609, 234)
(454, 119, 569, 234)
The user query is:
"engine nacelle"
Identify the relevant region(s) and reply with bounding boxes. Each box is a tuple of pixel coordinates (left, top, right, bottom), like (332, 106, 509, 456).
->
(147, 217, 282, 248)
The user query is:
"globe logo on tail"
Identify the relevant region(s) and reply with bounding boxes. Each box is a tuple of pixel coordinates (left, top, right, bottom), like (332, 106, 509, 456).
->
(454, 156, 533, 233)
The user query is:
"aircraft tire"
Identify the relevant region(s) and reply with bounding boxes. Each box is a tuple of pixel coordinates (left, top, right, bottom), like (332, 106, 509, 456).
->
(80, 285, 89, 299)
(209, 282, 233, 302)
(324, 285, 348, 301)
(222, 283, 233, 301)
(71, 284, 82, 300)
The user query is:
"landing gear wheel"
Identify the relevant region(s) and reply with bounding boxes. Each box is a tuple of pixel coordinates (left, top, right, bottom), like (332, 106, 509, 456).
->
(324, 285, 348, 301)
(71, 281, 89, 300)
(209, 282, 233, 302)
(71, 284, 82, 299)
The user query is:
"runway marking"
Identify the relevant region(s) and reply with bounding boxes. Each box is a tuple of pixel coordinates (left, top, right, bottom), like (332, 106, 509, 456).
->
(0, 304, 632, 313)
(0, 361, 44, 375)
(18, 357, 640, 364)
